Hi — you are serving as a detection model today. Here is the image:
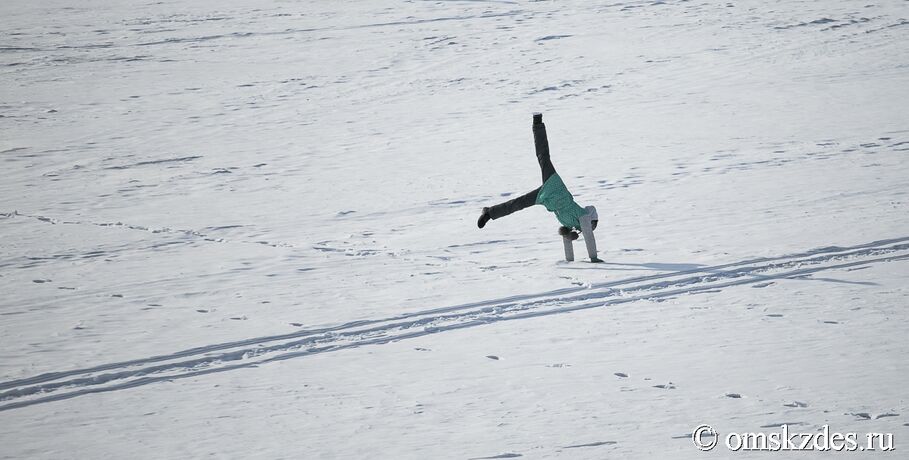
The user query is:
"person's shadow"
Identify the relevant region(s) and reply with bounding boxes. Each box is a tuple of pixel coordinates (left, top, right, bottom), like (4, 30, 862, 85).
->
(561, 261, 705, 272)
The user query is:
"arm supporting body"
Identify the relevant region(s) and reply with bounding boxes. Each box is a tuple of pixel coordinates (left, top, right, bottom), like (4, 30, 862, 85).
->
(562, 234, 575, 261)
(579, 206, 601, 262)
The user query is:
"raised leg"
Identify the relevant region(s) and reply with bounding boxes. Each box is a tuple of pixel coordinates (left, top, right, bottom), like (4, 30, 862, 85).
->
(533, 113, 556, 183)
(486, 187, 541, 220)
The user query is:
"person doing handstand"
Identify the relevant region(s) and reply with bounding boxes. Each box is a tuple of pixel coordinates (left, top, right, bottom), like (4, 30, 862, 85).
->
(477, 113, 602, 262)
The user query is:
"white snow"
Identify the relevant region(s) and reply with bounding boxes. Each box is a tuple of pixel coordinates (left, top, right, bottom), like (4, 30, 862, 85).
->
(1, 0, 908, 458)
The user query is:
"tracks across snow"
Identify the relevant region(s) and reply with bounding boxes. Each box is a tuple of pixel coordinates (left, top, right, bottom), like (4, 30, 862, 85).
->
(2, 236, 908, 412)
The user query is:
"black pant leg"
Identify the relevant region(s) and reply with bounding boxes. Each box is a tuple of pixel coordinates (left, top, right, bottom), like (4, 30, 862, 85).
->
(534, 121, 556, 183)
(487, 187, 541, 220)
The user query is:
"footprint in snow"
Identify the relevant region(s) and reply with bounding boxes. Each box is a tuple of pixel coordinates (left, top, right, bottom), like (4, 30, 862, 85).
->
(672, 432, 712, 439)
(562, 441, 617, 449)
(761, 422, 807, 428)
(783, 401, 808, 408)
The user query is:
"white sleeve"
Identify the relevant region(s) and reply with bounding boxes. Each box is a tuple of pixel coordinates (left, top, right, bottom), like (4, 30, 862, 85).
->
(580, 214, 598, 261)
(562, 234, 575, 261)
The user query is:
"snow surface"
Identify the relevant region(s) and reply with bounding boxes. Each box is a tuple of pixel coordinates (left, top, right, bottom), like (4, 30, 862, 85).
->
(2, 0, 908, 458)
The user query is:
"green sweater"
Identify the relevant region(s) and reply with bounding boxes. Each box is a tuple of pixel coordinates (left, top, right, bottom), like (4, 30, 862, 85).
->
(535, 173, 587, 229)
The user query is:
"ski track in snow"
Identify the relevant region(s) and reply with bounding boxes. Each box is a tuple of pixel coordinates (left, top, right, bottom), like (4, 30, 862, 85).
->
(2, 236, 907, 412)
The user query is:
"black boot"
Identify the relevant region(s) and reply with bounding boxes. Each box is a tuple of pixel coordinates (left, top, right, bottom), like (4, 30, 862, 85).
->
(477, 208, 491, 228)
